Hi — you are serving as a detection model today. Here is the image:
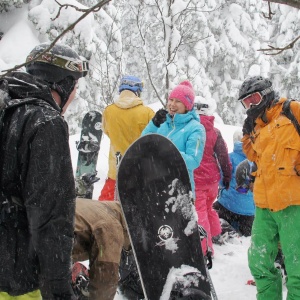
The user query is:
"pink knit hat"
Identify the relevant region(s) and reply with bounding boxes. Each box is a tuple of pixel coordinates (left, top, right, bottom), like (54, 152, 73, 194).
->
(168, 80, 195, 111)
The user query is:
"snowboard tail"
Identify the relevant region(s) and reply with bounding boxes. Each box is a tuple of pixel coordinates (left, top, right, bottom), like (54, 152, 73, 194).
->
(118, 133, 214, 300)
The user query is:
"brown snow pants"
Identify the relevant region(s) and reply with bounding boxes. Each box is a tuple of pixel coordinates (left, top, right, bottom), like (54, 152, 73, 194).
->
(72, 199, 130, 300)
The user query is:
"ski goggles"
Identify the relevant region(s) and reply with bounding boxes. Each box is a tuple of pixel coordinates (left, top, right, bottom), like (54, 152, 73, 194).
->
(121, 78, 144, 89)
(240, 87, 273, 109)
(26, 52, 89, 74)
(194, 103, 209, 110)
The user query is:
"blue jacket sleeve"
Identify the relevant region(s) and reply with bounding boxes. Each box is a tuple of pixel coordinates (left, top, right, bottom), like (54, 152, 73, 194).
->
(141, 120, 159, 136)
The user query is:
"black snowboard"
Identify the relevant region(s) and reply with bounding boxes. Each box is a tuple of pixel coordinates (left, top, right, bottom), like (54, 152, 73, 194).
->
(117, 133, 213, 300)
(75, 111, 102, 199)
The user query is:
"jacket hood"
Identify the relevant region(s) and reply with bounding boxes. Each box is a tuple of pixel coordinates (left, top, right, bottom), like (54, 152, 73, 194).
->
(114, 90, 143, 109)
(233, 141, 245, 156)
(199, 115, 215, 130)
(0, 71, 60, 112)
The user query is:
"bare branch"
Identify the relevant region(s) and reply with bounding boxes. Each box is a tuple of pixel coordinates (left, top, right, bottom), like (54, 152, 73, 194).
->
(0, 0, 111, 78)
(262, 0, 300, 10)
(257, 35, 300, 55)
(53, 0, 89, 20)
(262, 1, 275, 19)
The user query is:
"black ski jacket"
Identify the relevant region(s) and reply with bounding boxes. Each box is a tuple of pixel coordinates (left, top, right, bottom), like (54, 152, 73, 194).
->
(0, 72, 76, 298)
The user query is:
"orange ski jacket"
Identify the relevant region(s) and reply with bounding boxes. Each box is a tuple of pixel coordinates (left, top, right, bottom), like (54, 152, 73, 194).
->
(242, 98, 300, 211)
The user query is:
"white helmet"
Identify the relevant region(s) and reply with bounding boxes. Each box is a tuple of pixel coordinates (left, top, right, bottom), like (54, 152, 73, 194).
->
(233, 129, 243, 143)
(194, 96, 216, 116)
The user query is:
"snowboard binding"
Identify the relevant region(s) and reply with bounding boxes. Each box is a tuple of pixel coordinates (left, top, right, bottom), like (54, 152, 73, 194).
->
(72, 262, 89, 300)
(198, 225, 213, 269)
(75, 171, 100, 198)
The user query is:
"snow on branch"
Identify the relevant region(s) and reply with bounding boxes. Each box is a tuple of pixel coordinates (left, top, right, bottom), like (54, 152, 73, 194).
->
(0, 0, 111, 78)
(259, 0, 300, 54)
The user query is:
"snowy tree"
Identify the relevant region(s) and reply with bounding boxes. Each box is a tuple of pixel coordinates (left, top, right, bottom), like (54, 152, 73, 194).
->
(1, 0, 300, 130)
(118, 0, 300, 126)
(27, 0, 122, 133)
(260, 4, 300, 100)
(0, 0, 27, 13)
(118, 0, 216, 107)
(202, 0, 276, 125)
(87, 2, 123, 106)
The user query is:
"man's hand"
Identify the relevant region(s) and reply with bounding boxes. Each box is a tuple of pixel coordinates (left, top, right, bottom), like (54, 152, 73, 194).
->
(242, 116, 254, 135)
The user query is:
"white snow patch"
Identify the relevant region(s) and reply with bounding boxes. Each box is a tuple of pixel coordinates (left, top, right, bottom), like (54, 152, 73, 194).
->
(160, 264, 205, 300)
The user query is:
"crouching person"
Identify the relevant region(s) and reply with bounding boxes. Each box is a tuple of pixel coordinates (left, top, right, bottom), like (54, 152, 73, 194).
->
(73, 198, 131, 300)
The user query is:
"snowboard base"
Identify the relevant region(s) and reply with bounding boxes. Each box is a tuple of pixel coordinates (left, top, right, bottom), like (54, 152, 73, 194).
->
(118, 134, 213, 299)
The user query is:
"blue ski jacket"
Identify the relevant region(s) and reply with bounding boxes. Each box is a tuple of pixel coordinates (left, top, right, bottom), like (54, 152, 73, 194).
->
(142, 109, 206, 195)
(217, 141, 255, 216)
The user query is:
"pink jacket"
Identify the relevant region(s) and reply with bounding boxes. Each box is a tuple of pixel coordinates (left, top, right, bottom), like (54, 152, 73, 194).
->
(194, 115, 232, 186)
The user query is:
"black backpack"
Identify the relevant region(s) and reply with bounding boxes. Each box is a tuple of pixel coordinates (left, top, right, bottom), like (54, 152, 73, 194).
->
(282, 99, 300, 135)
(0, 82, 23, 226)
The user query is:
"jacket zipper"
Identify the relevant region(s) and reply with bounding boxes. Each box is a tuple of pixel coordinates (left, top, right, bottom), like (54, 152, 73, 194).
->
(167, 115, 176, 138)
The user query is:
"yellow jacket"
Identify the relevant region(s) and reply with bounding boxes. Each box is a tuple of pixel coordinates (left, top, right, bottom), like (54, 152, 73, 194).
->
(103, 90, 155, 179)
(242, 98, 300, 211)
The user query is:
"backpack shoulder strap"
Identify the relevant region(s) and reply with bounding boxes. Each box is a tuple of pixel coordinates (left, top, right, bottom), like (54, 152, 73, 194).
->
(0, 79, 10, 133)
(282, 99, 300, 136)
(0, 108, 5, 133)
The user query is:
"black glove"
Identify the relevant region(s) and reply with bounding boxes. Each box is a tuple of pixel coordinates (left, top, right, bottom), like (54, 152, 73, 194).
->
(242, 116, 254, 135)
(223, 180, 230, 190)
(152, 109, 168, 127)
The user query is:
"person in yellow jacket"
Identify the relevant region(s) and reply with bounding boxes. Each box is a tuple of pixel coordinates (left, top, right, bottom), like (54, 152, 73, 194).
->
(239, 76, 300, 300)
(99, 75, 155, 200)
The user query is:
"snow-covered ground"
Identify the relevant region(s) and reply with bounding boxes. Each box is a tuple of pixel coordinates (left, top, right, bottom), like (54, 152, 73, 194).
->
(69, 108, 287, 300)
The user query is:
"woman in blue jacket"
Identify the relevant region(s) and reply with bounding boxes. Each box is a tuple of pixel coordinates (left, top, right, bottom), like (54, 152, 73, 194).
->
(213, 130, 255, 236)
(142, 80, 206, 194)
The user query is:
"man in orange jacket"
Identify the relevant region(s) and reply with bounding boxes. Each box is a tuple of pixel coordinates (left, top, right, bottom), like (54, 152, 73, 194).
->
(239, 76, 300, 300)
(99, 75, 154, 201)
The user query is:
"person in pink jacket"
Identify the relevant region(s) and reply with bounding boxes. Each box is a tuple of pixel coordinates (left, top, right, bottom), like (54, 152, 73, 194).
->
(193, 96, 232, 257)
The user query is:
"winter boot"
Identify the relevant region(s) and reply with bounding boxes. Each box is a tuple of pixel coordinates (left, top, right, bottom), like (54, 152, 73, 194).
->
(71, 262, 89, 300)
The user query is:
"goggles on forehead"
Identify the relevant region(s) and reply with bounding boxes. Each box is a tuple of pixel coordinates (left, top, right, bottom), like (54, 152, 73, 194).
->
(121, 79, 144, 88)
(26, 52, 89, 73)
(240, 87, 273, 109)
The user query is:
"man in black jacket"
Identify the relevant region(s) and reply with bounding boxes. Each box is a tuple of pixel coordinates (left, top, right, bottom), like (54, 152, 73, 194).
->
(0, 43, 88, 300)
